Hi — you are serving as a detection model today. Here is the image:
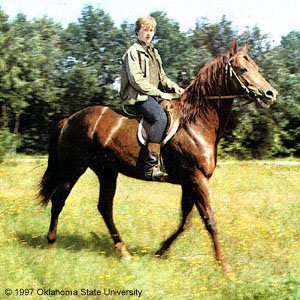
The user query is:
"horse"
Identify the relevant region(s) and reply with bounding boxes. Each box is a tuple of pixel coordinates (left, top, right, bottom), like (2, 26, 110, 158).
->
(38, 40, 277, 272)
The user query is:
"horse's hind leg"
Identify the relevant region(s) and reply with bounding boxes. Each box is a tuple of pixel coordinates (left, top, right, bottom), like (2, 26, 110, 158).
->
(156, 184, 194, 256)
(97, 168, 130, 259)
(47, 173, 83, 243)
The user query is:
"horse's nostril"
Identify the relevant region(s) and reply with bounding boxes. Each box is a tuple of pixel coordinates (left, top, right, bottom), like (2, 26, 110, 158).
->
(265, 90, 274, 98)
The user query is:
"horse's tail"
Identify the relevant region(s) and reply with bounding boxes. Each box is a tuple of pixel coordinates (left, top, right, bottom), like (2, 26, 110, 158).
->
(38, 118, 67, 206)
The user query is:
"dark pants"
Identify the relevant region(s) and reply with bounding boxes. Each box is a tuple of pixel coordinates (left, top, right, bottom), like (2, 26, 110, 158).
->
(134, 96, 168, 143)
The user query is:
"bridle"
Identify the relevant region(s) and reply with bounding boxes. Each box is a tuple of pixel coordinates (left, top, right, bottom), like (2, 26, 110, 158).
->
(205, 56, 255, 101)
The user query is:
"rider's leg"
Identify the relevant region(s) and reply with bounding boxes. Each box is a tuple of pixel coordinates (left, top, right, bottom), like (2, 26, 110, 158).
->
(135, 96, 168, 180)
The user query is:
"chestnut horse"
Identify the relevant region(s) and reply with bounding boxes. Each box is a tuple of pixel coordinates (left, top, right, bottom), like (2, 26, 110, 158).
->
(39, 41, 277, 271)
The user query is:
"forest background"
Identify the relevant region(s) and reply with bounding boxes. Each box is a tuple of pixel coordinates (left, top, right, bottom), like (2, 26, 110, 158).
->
(0, 5, 299, 161)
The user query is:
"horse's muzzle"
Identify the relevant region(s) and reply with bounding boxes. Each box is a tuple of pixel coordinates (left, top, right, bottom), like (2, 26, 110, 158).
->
(249, 86, 278, 108)
(263, 87, 278, 102)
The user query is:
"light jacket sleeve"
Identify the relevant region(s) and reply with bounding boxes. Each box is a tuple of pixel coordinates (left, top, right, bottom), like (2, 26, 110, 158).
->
(124, 48, 163, 97)
(154, 50, 176, 91)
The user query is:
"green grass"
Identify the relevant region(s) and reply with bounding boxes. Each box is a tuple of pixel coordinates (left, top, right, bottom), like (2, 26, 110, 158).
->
(0, 156, 299, 299)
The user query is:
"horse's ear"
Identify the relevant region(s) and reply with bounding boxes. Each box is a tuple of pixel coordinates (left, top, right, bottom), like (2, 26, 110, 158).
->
(230, 39, 238, 57)
(242, 41, 249, 53)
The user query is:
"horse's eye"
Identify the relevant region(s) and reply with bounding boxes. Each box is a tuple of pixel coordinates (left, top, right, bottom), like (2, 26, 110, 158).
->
(240, 67, 247, 74)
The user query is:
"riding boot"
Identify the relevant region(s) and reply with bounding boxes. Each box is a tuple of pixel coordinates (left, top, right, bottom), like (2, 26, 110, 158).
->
(144, 143, 168, 180)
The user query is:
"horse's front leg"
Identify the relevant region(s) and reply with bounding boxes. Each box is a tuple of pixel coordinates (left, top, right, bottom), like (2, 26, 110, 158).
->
(192, 171, 232, 272)
(156, 183, 194, 256)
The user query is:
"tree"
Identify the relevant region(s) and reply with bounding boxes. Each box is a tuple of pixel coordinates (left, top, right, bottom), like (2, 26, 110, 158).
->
(0, 9, 14, 161)
(60, 5, 121, 109)
(0, 13, 64, 153)
(268, 32, 300, 156)
(192, 16, 237, 57)
(0, 8, 10, 127)
(150, 11, 206, 87)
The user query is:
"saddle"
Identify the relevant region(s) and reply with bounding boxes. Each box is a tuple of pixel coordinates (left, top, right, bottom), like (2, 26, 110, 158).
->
(122, 99, 180, 147)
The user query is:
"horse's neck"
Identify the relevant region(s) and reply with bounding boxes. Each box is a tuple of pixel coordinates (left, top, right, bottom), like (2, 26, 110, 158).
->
(178, 55, 235, 143)
(215, 99, 234, 142)
(190, 99, 233, 137)
(195, 58, 234, 141)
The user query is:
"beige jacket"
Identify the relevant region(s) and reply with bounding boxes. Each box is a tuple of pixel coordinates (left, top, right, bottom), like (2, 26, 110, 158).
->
(120, 41, 176, 105)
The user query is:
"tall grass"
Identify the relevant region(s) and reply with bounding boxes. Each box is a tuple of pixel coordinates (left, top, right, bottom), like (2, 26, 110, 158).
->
(0, 156, 299, 299)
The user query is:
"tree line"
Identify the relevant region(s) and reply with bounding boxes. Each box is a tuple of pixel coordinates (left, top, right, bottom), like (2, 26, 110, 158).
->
(0, 5, 299, 161)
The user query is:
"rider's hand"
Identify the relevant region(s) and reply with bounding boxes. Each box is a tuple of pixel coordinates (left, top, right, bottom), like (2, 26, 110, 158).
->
(174, 84, 185, 96)
(161, 93, 173, 101)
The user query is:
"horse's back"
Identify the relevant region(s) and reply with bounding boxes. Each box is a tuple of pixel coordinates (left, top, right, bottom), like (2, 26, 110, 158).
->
(63, 105, 131, 138)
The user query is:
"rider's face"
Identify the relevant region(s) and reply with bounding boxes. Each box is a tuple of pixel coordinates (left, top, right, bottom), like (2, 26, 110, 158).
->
(137, 25, 155, 45)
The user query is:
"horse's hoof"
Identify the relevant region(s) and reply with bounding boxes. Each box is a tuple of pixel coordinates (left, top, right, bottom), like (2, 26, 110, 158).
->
(155, 246, 166, 257)
(115, 242, 131, 260)
(155, 252, 163, 258)
(222, 261, 234, 275)
(47, 243, 56, 249)
(121, 253, 132, 262)
(47, 234, 56, 244)
(47, 238, 56, 247)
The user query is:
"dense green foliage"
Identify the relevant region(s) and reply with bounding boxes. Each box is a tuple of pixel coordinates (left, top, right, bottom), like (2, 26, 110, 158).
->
(0, 5, 299, 159)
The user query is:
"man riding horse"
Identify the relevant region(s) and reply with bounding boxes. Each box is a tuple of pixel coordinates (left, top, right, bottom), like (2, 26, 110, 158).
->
(120, 16, 185, 181)
(39, 17, 277, 269)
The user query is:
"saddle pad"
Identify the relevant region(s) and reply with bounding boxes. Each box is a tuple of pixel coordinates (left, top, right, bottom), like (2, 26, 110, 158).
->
(137, 117, 180, 147)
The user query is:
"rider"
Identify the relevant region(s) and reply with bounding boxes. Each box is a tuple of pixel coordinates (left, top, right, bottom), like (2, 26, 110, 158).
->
(120, 16, 184, 181)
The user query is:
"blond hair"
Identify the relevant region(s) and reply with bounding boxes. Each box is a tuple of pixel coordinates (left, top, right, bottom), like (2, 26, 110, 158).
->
(135, 16, 157, 34)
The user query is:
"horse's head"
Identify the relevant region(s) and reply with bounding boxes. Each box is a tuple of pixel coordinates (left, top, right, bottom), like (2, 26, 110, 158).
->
(227, 40, 278, 108)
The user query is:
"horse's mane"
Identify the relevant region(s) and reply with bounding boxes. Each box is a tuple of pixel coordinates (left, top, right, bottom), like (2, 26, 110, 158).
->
(179, 53, 229, 123)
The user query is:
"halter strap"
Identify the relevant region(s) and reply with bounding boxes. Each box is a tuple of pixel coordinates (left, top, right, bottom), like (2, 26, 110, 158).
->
(204, 57, 251, 100)
(225, 57, 251, 94)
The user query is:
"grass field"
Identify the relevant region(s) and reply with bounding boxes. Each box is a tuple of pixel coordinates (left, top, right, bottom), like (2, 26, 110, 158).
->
(0, 156, 299, 299)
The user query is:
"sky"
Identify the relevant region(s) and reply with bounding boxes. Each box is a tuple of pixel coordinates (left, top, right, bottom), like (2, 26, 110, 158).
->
(1, 0, 300, 45)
